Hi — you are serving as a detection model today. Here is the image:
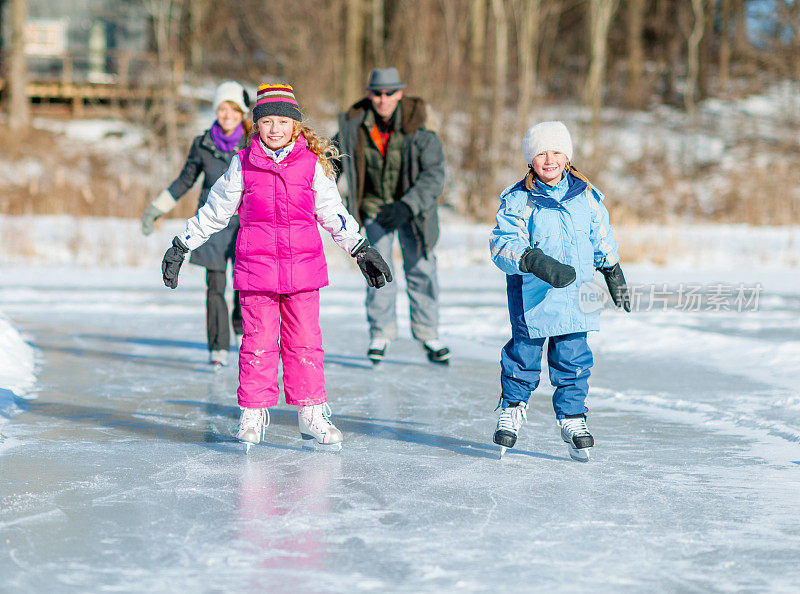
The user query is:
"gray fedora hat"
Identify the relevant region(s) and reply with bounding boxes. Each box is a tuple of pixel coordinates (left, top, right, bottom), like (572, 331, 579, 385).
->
(365, 67, 406, 91)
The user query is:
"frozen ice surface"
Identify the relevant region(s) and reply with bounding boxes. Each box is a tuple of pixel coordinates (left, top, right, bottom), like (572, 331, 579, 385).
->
(1, 261, 800, 593)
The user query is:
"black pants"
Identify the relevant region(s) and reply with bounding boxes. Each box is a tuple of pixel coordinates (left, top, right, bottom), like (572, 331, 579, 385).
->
(206, 270, 242, 351)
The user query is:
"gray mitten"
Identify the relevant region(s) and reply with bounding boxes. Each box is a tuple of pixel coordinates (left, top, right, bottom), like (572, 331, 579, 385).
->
(141, 190, 177, 236)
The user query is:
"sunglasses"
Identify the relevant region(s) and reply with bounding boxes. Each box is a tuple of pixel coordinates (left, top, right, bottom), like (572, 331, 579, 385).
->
(371, 89, 400, 97)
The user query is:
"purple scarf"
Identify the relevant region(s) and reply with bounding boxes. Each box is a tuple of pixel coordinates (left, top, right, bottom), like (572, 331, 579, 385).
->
(210, 121, 244, 153)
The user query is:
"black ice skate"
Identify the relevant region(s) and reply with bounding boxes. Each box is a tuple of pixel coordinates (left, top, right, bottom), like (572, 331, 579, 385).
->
(558, 415, 594, 462)
(493, 402, 527, 458)
(422, 339, 451, 365)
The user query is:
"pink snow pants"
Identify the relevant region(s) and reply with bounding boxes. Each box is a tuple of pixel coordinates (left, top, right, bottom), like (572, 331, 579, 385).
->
(237, 289, 327, 408)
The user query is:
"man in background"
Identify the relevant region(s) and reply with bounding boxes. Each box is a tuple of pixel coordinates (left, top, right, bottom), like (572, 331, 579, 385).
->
(334, 67, 449, 365)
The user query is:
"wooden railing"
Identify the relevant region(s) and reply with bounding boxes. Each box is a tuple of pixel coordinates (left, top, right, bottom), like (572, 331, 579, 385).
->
(0, 50, 185, 113)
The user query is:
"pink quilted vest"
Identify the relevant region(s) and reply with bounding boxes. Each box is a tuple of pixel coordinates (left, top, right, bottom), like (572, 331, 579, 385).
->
(233, 135, 328, 293)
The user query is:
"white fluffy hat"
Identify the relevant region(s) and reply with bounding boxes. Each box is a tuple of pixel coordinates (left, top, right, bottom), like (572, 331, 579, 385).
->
(212, 81, 250, 114)
(522, 121, 573, 164)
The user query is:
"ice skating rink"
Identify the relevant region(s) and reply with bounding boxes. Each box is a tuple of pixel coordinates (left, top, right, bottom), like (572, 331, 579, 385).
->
(2, 262, 800, 593)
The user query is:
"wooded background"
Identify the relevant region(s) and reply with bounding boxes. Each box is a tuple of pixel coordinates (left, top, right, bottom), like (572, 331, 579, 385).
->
(3, 0, 800, 221)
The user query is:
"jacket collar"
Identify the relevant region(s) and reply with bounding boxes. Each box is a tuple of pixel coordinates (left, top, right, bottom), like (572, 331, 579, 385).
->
(346, 96, 427, 134)
(524, 170, 588, 208)
(247, 134, 308, 169)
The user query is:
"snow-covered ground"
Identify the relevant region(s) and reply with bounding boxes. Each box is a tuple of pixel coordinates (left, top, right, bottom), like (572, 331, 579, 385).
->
(1, 215, 799, 592)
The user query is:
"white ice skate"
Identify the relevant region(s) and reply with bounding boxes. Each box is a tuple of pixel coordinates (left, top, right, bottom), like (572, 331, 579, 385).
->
(493, 402, 527, 459)
(367, 338, 389, 366)
(298, 403, 343, 452)
(210, 349, 228, 370)
(558, 415, 594, 462)
(237, 407, 269, 453)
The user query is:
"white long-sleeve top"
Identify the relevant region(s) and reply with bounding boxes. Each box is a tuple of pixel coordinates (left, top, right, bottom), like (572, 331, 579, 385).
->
(180, 139, 366, 256)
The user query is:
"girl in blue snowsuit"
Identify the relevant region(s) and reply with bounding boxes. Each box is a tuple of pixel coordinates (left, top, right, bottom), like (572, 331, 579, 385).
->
(489, 121, 630, 461)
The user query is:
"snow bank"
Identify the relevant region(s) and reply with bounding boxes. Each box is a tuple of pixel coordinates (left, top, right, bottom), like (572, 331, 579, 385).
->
(0, 313, 34, 397)
(0, 311, 36, 445)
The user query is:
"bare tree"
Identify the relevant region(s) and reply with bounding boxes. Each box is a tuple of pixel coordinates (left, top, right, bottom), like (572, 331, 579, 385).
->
(464, 0, 488, 213)
(141, 0, 186, 169)
(490, 0, 509, 177)
(777, 0, 800, 79)
(583, 0, 620, 130)
(537, 0, 563, 92)
(625, 0, 645, 108)
(515, 0, 541, 131)
(731, 0, 750, 59)
(344, 0, 366, 105)
(685, 0, 705, 119)
(371, 0, 386, 67)
(188, 0, 211, 74)
(719, 0, 732, 91)
(8, 0, 30, 132)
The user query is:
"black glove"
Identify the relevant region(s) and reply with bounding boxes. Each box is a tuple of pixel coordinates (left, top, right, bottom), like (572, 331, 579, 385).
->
(162, 236, 189, 289)
(353, 242, 393, 288)
(519, 247, 576, 288)
(599, 263, 631, 312)
(375, 201, 412, 231)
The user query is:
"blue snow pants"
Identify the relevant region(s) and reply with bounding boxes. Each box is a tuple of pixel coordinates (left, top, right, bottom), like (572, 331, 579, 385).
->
(500, 332, 593, 418)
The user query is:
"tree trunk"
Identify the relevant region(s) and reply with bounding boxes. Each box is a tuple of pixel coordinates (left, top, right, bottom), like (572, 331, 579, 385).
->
(8, 0, 30, 132)
(719, 0, 731, 91)
(464, 0, 487, 209)
(515, 0, 540, 131)
(789, 0, 800, 79)
(344, 0, 365, 106)
(685, 0, 705, 120)
(732, 0, 750, 58)
(625, 0, 645, 109)
(583, 0, 619, 131)
(537, 0, 562, 91)
(188, 0, 210, 73)
(371, 0, 385, 67)
(697, 0, 714, 99)
(490, 0, 509, 178)
(143, 0, 185, 170)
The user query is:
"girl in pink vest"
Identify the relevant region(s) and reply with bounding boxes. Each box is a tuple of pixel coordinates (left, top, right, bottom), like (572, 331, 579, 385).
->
(161, 83, 392, 452)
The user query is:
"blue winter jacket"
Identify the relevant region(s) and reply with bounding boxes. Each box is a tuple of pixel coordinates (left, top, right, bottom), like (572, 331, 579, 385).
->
(489, 169, 620, 339)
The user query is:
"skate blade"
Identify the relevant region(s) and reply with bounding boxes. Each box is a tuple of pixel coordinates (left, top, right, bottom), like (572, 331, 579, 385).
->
(499, 446, 507, 459)
(566, 444, 590, 462)
(243, 441, 252, 453)
(301, 437, 342, 452)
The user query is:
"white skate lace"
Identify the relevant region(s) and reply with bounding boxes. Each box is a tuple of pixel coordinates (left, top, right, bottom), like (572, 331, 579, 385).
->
(305, 403, 334, 431)
(239, 408, 270, 439)
(560, 416, 589, 436)
(497, 404, 527, 432)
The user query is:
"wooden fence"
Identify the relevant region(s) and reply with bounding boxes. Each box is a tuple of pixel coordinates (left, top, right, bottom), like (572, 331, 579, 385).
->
(0, 50, 184, 115)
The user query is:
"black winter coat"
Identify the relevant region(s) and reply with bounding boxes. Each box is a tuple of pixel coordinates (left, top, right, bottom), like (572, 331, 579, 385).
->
(168, 129, 241, 271)
(333, 97, 445, 255)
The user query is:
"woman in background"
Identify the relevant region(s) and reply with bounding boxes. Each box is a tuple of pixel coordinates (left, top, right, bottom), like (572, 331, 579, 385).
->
(141, 81, 251, 367)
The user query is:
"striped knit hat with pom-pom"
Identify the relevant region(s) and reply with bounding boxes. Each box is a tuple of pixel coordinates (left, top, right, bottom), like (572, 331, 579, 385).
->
(252, 83, 302, 122)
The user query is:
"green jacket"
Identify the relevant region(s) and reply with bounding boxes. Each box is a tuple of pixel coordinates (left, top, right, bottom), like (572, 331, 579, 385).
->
(333, 96, 446, 253)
